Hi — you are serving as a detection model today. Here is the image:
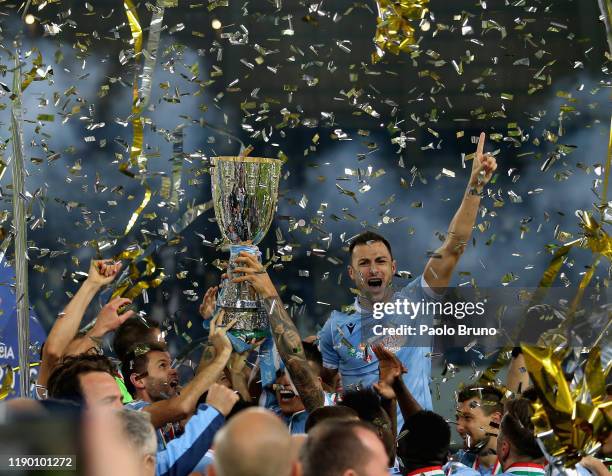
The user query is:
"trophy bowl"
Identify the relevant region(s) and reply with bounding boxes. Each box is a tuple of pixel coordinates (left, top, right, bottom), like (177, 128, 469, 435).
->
(211, 156, 282, 334)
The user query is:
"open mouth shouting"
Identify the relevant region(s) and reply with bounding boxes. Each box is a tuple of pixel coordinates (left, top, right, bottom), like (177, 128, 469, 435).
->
(162, 378, 179, 396)
(274, 378, 305, 414)
(159, 378, 180, 400)
(278, 389, 297, 403)
(367, 277, 383, 288)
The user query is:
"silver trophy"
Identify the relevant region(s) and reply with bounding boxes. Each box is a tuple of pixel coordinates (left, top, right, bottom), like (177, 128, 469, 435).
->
(211, 156, 282, 334)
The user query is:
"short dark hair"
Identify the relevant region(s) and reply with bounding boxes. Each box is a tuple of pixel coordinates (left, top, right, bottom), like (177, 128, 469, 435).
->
(340, 389, 395, 465)
(348, 231, 393, 259)
(300, 420, 380, 476)
(112, 317, 161, 361)
(341, 389, 391, 427)
(500, 398, 543, 460)
(458, 385, 504, 416)
(397, 410, 451, 472)
(47, 354, 115, 403)
(121, 342, 168, 396)
(305, 405, 359, 433)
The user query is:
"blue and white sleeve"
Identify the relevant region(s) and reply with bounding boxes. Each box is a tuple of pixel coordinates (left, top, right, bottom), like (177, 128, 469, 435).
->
(400, 274, 444, 302)
(156, 404, 225, 476)
(318, 315, 339, 370)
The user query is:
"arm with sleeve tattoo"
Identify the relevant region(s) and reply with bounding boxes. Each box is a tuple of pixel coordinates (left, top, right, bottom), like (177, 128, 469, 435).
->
(232, 251, 325, 413)
(261, 296, 325, 413)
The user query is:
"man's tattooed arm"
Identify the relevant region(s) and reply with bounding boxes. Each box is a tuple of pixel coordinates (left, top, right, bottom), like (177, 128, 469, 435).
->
(262, 296, 325, 413)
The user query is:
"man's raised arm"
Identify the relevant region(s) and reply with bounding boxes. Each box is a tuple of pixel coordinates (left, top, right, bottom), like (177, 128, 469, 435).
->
(137, 312, 233, 428)
(423, 132, 497, 289)
(232, 251, 325, 413)
(38, 260, 122, 390)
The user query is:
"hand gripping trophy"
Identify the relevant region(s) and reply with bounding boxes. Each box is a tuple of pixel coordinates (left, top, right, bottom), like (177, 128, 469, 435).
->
(211, 156, 282, 339)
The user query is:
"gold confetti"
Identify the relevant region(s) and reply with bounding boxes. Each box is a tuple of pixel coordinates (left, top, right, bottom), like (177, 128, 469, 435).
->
(372, 0, 429, 63)
(123, 0, 144, 168)
(0, 366, 13, 400)
(123, 182, 152, 235)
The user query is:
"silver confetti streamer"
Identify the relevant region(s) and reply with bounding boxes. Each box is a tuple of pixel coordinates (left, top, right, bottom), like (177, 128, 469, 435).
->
(11, 52, 30, 397)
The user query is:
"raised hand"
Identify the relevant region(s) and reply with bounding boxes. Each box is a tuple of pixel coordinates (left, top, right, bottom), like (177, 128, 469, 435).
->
(199, 286, 218, 320)
(372, 344, 406, 400)
(227, 338, 264, 374)
(208, 309, 236, 357)
(468, 132, 497, 194)
(92, 297, 135, 335)
(86, 259, 123, 287)
(231, 251, 278, 299)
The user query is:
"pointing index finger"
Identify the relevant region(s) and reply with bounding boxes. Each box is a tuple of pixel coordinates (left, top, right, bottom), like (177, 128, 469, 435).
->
(476, 132, 486, 158)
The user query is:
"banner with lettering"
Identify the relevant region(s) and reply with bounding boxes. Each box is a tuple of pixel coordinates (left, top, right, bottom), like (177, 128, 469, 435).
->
(0, 263, 47, 400)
